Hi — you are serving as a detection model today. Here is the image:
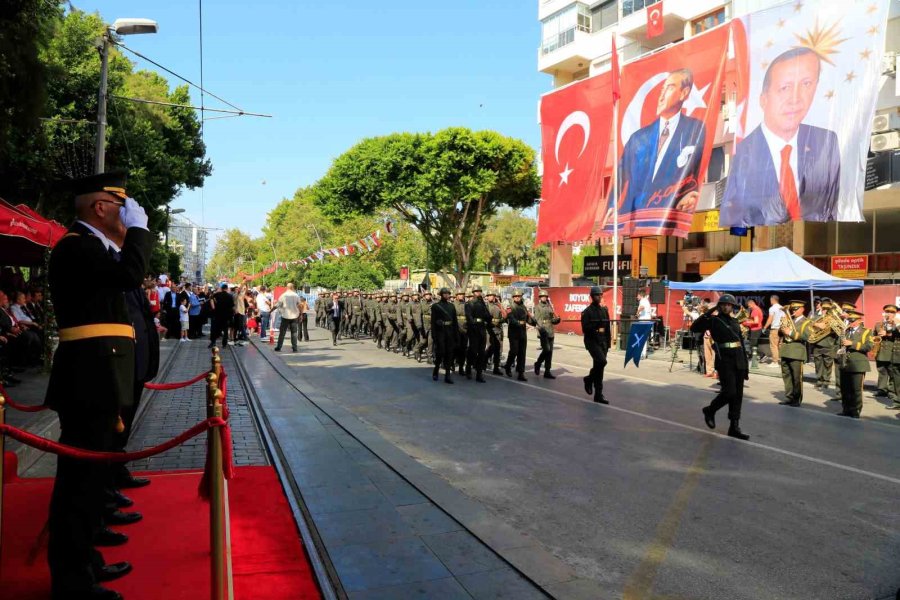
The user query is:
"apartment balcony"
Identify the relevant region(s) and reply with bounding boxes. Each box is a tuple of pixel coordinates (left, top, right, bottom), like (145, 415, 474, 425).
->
(538, 0, 579, 22)
(618, 0, 727, 48)
(538, 25, 593, 76)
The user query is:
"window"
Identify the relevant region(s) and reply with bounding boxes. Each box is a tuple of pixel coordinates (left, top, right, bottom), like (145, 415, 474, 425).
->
(622, 0, 660, 18)
(692, 9, 726, 35)
(591, 0, 618, 32)
(875, 208, 900, 253)
(682, 232, 707, 250)
(541, 4, 591, 55)
(837, 210, 874, 254)
(803, 221, 837, 256)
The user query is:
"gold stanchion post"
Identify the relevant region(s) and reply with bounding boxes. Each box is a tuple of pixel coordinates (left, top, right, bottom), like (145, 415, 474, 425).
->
(208, 385, 226, 600)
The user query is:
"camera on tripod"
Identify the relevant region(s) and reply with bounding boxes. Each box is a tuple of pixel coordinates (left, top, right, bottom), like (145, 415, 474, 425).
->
(677, 292, 701, 309)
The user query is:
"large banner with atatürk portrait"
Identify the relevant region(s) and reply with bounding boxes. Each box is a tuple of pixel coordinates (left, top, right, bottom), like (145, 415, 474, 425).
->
(599, 26, 730, 239)
(719, 0, 890, 228)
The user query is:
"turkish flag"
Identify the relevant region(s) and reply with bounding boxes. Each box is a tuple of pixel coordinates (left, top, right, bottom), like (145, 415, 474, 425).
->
(536, 72, 615, 245)
(647, 1, 664, 39)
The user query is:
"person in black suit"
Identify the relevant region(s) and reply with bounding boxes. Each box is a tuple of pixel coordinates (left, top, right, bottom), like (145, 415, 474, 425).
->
(208, 283, 235, 348)
(602, 69, 706, 236)
(46, 171, 152, 600)
(720, 47, 841, 226)
(581, 286, 611, 404)
(162, 284, 188, 339)
(326, 292, 345, 346)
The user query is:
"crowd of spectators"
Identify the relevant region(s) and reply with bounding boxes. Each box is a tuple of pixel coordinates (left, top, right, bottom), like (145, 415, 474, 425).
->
(0, 266, 47, 387)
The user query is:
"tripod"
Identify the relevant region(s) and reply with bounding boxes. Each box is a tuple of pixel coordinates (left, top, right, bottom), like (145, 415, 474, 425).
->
(669, 319, 696, 372)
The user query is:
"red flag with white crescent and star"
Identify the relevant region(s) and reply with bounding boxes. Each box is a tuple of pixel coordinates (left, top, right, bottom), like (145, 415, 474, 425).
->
(647, 1, 664, 39)
(599, 25, 730, 239)
(535, 71, 615, 245)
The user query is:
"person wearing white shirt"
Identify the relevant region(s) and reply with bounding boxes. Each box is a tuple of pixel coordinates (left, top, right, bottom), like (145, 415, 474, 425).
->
(274, 283, 302, 352)
(763, 295, 785, 363)
(256, 285, 273, 338)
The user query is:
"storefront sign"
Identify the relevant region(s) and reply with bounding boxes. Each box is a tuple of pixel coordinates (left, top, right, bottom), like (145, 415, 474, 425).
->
(584, 255, 632, 278)
(831, 255, 868, 279)
(690, 209, 726, 233)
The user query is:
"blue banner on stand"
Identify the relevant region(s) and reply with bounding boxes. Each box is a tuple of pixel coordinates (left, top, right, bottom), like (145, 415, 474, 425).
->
(624, 321, 654, 368)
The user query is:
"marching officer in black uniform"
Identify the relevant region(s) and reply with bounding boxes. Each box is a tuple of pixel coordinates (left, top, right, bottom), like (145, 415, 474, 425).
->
(581, 286, 611, 404)
(46, 172, 152, 600)
(504, 290, 535, 381)
(837, 309, 874, 418)
(431, 288, 459, 384)
(691, 294, 750, 440)
(533, 290, 561, 379)
(464, 286, 491, 382)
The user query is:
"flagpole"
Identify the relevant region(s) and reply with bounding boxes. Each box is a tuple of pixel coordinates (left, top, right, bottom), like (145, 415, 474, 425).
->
(611, 37, 620, 350)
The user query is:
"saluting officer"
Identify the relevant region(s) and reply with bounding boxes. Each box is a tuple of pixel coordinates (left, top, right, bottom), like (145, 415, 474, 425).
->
(581, 286, 611, 404)
(837, 309, 873, 418)
(464, 286, 491, 382)
(533, 290, 561, 379)
(874, 304, 897, 401)
(486, 290, 506, 375)
(431, 288, 459, 384)
(778, 300, 811, 407)
(46, 172, 152, 600)
(504, 290, 535, 381)
(691, 294, 751, 440)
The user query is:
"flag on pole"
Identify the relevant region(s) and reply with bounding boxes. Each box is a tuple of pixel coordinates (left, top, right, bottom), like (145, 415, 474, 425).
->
(624, 321, 654, 368)
(646, 1, 664, 39)
(611, 33, 621, 102)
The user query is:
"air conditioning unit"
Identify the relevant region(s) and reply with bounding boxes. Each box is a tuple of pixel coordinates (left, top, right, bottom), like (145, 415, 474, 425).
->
(871, 131, 900, 152)
(872, 112, 900, 133)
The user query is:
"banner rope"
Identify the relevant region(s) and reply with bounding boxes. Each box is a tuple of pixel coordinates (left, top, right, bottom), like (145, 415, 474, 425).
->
(143, 370, 210, 390)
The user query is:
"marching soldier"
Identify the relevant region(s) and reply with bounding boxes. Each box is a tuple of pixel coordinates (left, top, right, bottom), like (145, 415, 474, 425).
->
(874, 304, 897, 401)
(778, 300, 811, 407)
(486, 290, 506, 375)
(837, 309, 873, 418)
(431, 287, 459, 384)
(384, 293, 399, 352)
(811, 299, 839, 392)
(504, 289, 535, 381)
(580, 286, 611, 404)
(350, 291, 363, 339)
(833, 301, 857, 404)
(464, 286, 491, 382)
(416, 290, 434, 363)
(879, 304, 900, 410)
(397, 291, 411, 355)
(533, 290, 561, 379)
(453, 290, 468, 375)
(372, 293, 384, 348)
(408, 291, 422, 357)
(691, 294, 751, 440)
(47, 172, 152, 599)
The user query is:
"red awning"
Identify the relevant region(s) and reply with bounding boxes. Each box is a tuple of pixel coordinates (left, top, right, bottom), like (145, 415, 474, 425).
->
(0, 199, 68, 265)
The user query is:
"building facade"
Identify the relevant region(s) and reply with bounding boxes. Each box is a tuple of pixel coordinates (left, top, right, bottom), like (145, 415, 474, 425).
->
(168, 215, 208, 284)
(538, 0, 900, 285)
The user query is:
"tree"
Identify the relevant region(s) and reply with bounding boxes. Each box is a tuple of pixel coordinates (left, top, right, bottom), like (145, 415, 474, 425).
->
(313, 127, 539, 289)
(476, 209, 547, 275)
(206, 229, 258, 281)
(572, 244, 599, 275)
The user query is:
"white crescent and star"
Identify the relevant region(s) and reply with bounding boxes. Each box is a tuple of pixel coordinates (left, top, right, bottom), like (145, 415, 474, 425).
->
(649, 7, 662, 25)
(554, 110, 590, 187)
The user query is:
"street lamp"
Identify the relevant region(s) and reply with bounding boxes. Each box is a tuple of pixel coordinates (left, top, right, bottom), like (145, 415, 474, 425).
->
(95, 18, 159, 174)
(165, 207, 185, 248)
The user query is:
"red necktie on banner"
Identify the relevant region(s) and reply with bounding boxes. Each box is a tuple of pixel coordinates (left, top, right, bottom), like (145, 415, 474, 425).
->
(779, 145, 801, 220)
(647, 1, 664, 39)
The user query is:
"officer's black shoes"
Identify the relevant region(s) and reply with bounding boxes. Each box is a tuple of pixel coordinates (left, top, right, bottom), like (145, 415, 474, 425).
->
(505, 366, 512, 378)
(534, 363, 540, 375)
(476, 374, 487, 383)
(702, 406, 716, 429)
(516, 374, 527, 382)
(727, 421, 750, 440)
(95, 527, 128, 547)
(96, 561, 133, 583)
(593, 396, 609, 405)
(836, 411, 860, 418)
(778, 399, 801, 406)
(432, 367, 439, 381)
(465, 368, 472, 380)
(117, 476, 150, 489)
(583, 376, 593, 396)
(207, 343, 214, 349)
(111, 490, 133, 508)
(544, 372, 556, 379)
(875, 390, 889, 397)
(106, 510, 142, 526)
(492, 368, 502, 376)
(273, 347, 281, 352)
(444, 374, 454, 384)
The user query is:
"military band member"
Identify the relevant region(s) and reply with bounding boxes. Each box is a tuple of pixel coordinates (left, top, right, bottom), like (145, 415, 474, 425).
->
(691, 294, 751, 440)
(504, 290, 535, 381)
(811, 299, 838, 392)
(47, 171, 152, 600)
(453, 291, 468, 374)
(431, 287, 459, 383)
(464, 286, 491, 382)
(879, 305, 900, 410)
(533, 290, 560, 379)
(778, 300, 811, 407)
(833, 301, 857, 403)
(486, 290, 506, 375)
(874, 304, 897, 401)
(837, 310, 873, 418)
(580, 286, 611, 404)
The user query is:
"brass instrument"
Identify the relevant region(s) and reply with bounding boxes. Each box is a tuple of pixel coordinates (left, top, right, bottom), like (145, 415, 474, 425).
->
(734, 307, 749, 338)
(835, 328, 850, 369)
(807, 305, 846, 344)
(871, 335, 883, 356)
(779, 314, 797, 340)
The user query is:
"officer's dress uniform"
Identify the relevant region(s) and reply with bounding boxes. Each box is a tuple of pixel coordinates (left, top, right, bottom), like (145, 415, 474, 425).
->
(384, 297, 399, 351)
(874, 318, 896, 400)
(533, 300, 560, 377)
(580, 300, 611, 403)
(46, 221, 152, 597)
(691, 306, 750, 438)
(487, 299, 505, 375)
(415, 297, 433, 362)
(883, 318, 900, 409)
(838, 322, 873, 418)
(504, 299, 535, 379)
(811, 322, 838, 391)
(779, 310, 811, 406)
(465, 295, 491, 380)
(431, 297, 458, 382)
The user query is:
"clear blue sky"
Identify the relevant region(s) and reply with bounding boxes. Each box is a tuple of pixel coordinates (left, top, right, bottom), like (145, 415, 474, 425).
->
(76, 0, 548, 247)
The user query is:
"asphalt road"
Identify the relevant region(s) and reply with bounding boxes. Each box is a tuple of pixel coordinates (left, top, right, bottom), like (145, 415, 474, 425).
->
(259, 323, 900, 600)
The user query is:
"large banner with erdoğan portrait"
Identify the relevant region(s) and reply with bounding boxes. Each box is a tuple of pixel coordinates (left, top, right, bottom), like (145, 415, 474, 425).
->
(536, 71, 614, 244)
(599, 25, 730, 239)
(719, 0, 891, 227)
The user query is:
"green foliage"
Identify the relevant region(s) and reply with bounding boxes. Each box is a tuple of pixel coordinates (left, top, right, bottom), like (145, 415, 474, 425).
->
(206, 229, 258, 280)
(475, 209, 547, 275)
(312, 127, 539, 288)
(572, 244, 599, 275)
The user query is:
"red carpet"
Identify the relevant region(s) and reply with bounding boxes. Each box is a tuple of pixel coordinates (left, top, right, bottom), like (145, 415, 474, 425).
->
(0, 465, 321, 600)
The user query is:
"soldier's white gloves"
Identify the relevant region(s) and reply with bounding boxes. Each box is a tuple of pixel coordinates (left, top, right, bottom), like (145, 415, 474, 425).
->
(120, 197, 149, 230)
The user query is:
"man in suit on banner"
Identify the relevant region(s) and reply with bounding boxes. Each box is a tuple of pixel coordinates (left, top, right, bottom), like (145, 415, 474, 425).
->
(615, 68, 706, 234)
(720, 47, 841, 226)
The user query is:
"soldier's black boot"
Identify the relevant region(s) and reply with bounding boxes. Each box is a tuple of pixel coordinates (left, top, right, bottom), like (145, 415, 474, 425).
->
(492, 366, 502, 375)
(544, 371, 556, 379)
(476, 372, 486, 383)
(534, 362, 540, 375)
(583, 376, 593, 396)
(516, 372, 527, 382)
(465, 367, 472, 380)
(702, 406, 716, 429)
(432, 366, 439, 381)
(504, 365, 512, 378)
(445, 372, 454, 384)
(727, 420, 750, 440)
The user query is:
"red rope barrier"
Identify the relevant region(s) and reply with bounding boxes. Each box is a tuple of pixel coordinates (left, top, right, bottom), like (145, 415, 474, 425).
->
(0, 418, 229, 464)
(0, 383, 48, 412)
(143, 370, 209, 390)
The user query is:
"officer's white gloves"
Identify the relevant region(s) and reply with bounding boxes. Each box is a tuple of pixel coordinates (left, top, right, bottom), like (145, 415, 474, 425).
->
(120, 197, 149, 230)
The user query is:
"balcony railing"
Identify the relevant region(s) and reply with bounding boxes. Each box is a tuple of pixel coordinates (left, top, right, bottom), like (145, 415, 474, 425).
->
(541, 24, 590, 55)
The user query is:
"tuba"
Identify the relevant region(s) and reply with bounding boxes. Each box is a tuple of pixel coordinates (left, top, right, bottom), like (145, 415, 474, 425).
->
(807, 305, 846, 344)
(734, 306, 749, 338)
